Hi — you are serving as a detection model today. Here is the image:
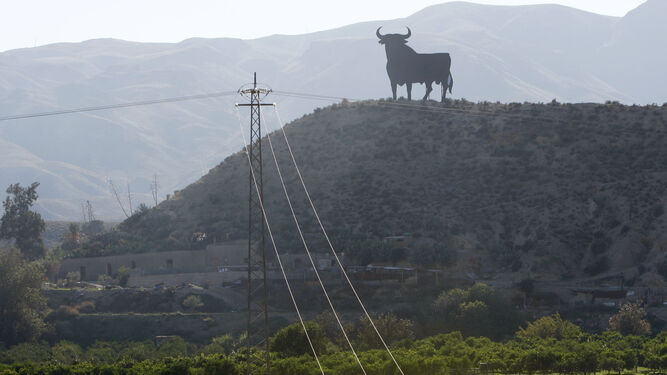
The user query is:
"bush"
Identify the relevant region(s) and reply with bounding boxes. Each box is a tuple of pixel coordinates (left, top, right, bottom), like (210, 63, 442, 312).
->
(202, 356, 239, 375)
(3, 341, 52, 363)
(0, 249, 47, 344)
(50, 341, 83, 365)
(182, 295, 204, 311)
(356, 312, 414, 349)
(271, 321, 327, 358)
(75, 301, 96, 314)
(609, 303, 651, 336)
(156, 337, 196, 358)
(117, 266, 130, 287)
(49, 305, 80, 320)
(517, 313, 582, 340)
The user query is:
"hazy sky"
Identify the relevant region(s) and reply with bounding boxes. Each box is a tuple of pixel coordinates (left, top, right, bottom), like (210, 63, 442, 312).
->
(0, 0, 647, 52)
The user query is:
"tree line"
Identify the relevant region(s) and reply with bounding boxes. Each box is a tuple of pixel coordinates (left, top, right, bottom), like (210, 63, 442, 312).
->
(0, 315, 665, 375)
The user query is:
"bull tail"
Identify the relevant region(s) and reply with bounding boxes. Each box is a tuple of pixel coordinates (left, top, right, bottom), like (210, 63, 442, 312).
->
(448, 72, 454, 94)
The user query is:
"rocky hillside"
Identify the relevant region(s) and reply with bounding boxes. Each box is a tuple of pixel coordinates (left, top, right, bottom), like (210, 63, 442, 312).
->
(114, 100, 667, 286)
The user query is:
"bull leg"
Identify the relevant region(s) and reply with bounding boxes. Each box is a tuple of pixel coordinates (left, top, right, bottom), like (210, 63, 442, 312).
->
(423, 82, 433, 102)
(391, 81, 397, 100)
(441, 82, 447, 102)
(406, 83, 412, 101)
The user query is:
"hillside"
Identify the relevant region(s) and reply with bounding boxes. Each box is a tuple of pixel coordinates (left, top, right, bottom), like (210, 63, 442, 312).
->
(1, 0, 666, 220)
(114, 100, 667, 286)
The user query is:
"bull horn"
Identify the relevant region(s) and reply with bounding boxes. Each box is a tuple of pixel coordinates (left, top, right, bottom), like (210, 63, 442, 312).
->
(402, 27, 411, 39)
(376, 27, 384, 39)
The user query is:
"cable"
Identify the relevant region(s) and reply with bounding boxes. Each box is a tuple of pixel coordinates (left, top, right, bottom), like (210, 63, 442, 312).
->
(234, 106, 326, 375)
(271, 105, 407, 375)
(260, 104, 368, 375)
(273, 90, 667, 136)
(272, 90, 360, 102)
(0, 90, 238, 122)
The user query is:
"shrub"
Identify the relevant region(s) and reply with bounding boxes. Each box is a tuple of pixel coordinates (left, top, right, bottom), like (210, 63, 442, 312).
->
(517, 313, 582, 340)
(117, 266, 130, 287)
(75, 301, 96, 314)
(50, 305, 80, 320)
(609, 303, 651, 336)
(51, 341, 83, 365)
(3, 341, 52, 363)
(356, 312, 414, 349)
(200, 335, 236, 356)
(182, 295, 204, 311)
(271, 321, 327, 358)
(202, 356, 239, 375)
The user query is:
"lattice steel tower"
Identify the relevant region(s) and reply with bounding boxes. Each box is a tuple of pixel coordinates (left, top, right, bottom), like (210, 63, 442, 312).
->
(237, 73, 272, 375)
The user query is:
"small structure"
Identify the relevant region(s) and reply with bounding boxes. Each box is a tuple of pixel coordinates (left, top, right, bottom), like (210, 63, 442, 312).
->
(58, 240, 247, 282)
(57, 240, 346, 288)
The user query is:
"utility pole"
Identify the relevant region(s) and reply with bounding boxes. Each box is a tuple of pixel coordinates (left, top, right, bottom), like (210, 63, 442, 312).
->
(151, 174, 159, 207)
(237, 73, 272, 375)
(86, 200, 95, 222)
(126, 181, 133, 215)
(81, 202, 87, 223)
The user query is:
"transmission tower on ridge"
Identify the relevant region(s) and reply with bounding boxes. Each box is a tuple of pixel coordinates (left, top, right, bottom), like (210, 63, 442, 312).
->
(237, 73, 273, 375)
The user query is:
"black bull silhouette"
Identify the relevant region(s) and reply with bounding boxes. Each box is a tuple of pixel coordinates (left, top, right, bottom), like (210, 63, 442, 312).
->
(377, 27, 453, 102)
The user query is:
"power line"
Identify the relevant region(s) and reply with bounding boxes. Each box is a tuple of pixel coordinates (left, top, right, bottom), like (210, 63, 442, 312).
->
(270, 105, 407, 375)
(0, 90, 237, 122)
(233, 107, 326, 375)
(260, 104, 368, 375)
(272, 90, 357, 102)
(272, 90, 667, 136)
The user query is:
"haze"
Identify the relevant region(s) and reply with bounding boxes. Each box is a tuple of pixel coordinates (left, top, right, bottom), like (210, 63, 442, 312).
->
(0, 0, 647, 52)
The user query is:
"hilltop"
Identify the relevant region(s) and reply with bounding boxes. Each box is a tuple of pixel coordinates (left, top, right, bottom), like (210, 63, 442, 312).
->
(110, 100, 667, 286)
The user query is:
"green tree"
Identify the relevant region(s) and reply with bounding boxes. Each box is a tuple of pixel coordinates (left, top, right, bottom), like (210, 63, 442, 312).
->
(202, 356, 240, 375)
(315, 310, 354, 349)
(456, 300, 490, 337)
(433, 283, 523, 339)
(643, 332, 667, 371)
(517, 313, 582, 340)
(81, 220, 105, 237)
(0, 183, 46, 260)
(51, 341, 83, 365)
(84, 341, 120, 364)
(182, 295, 204, 311)
(270, 321, 327, 358)
(156, 336, 196, 358)
(599, 350, 624, 374)
(0, 248, 47, 345)
(117, 266, 130, 287)
(201, 334, 237, 355)
(60, 223, 80, 251)
(608, 303, 651, 336)
(3, 341, 52, 363)
(356, 312, 414, 349)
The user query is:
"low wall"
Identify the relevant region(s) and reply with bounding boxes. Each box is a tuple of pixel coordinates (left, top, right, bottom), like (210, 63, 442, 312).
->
(58, 240, 246, 281)
(128, 271, 247, 288)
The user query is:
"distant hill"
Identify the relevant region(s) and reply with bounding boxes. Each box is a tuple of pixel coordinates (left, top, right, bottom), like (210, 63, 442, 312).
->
(117, 100, 667, 286)
(1, 0, 665, 220)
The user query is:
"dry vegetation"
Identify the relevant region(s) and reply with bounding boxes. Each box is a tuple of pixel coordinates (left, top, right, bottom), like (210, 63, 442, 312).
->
(107, 100, 666, 285)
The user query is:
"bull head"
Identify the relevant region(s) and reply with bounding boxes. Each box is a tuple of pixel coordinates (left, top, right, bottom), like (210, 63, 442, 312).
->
(376, 27, 411, 44)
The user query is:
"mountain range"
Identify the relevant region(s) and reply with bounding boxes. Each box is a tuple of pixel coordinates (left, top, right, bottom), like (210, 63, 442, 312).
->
(0, 0, 665, 220)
